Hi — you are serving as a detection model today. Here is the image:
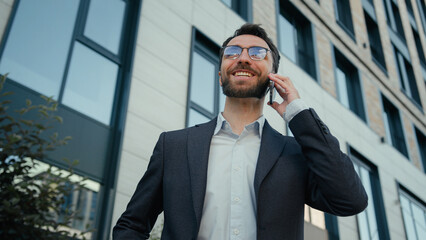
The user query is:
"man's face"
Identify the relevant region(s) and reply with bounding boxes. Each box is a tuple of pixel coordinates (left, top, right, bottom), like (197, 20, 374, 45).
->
(219, 34, 273, 99)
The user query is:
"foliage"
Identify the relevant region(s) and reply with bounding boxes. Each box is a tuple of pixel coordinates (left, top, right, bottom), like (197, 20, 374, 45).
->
(0, 74, 90, 239)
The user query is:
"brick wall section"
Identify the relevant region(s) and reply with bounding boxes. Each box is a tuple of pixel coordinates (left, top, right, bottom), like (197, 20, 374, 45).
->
(350, 0, 370, 58)
(402, 113, 422, 169)
(362, 73, 386, 137)
(253, 0, 278, 45)
(0, 0, 14, 40)
(316, 29, 337, 97)
(319, 0, 335, 20)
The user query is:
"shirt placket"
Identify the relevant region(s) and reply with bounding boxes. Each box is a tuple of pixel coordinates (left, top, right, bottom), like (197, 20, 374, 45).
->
(229, 130, 248, 240)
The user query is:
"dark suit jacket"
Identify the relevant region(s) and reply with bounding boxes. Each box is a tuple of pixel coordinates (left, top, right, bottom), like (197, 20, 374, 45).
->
(113, 109, 368, 240)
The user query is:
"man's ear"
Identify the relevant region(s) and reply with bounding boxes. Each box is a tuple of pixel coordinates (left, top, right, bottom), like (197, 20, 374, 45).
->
(218, 71, 222, 86)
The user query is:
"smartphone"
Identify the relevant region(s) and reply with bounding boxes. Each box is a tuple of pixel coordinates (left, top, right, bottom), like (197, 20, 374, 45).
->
(268, 80, 275, 105)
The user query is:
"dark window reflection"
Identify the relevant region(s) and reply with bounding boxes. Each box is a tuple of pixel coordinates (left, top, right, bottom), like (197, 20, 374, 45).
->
(0, 0, 79, 98)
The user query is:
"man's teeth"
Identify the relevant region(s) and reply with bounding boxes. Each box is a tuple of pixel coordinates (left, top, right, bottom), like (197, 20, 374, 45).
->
(235, 72, 253, 77)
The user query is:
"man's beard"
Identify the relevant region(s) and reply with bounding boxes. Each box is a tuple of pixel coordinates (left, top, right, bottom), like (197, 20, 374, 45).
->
(221, 74, 270, 99)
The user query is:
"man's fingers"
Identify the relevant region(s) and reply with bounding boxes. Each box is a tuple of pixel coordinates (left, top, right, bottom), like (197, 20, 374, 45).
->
(269, 74, 291, 92)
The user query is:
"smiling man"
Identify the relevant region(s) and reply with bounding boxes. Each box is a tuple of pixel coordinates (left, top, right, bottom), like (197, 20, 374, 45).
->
(113, 24, 368, 240)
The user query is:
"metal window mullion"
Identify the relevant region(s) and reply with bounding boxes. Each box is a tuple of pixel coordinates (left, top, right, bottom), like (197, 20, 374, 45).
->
(58, 0, 89, 103)
(190, 101, 216, 120)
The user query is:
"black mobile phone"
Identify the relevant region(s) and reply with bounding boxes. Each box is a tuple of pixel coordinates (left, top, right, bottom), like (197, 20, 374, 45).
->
(268, 80, 275, 104)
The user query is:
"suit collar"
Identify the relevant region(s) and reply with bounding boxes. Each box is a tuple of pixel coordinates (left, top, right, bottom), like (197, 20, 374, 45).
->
(254, 120, 287, 198)
(214, 113, 266, 136)
(187, 118, 217, 229)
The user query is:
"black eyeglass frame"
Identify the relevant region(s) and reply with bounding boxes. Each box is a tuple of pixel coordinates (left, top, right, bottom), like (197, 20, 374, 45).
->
(223, 45, 271, 61)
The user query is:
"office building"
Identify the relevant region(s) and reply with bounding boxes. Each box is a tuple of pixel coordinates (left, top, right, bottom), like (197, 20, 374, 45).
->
(0, 0, 425, 239)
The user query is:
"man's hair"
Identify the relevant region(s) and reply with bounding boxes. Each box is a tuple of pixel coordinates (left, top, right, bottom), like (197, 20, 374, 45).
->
(219, 23, 280, 73)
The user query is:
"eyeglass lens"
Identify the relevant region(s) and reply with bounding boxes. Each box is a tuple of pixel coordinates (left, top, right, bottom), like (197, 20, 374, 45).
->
(224, 46, 268, 60)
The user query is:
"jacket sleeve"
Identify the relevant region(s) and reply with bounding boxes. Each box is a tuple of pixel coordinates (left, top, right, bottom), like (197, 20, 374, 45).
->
(112, 132, 165, 239)
(289, 109, 368, 216)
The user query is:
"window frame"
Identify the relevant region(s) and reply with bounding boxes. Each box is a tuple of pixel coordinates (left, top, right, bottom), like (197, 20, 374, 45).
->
(397, 185, 426, 240)
(186, 28, 222, 127)
(383, 0, 407, 42)
(416, 0, 426, 35)
(392, 46, 423, 109)
(277, 0, 319, 81)
(220, 0, 253, 22)
(332, 47, 367, 122)
(364, 10, 387, 73)
(413, 126, 426, 173)
(349, 146, 390, 240)
(333, 0, 356, 39)
(381, 95, 409, 158)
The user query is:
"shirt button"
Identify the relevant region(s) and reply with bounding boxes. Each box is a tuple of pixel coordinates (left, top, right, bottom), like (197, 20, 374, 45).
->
(233, 229, 240, 235)
(234, 197, 240, 202)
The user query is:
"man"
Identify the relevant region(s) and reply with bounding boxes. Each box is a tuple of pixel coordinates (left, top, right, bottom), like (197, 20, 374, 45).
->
(113, 24, 368, 240)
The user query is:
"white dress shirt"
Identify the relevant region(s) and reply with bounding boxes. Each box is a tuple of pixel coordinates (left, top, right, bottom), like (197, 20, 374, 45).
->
(197, 113, 265, 240)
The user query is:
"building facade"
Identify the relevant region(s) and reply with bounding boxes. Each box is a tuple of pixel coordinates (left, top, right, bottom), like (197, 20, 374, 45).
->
(0, 0, 425, 239)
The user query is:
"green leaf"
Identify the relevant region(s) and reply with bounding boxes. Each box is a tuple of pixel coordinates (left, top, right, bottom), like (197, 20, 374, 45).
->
(1, 91, 13, 97)
(38, 109, 48, 117)
(20, 119, 34, 126)
(35, 123, 46, 130)
(54, 116, 63, 123)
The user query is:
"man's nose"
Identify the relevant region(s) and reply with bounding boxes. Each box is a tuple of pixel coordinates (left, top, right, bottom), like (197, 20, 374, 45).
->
(238, 48, 251, 64)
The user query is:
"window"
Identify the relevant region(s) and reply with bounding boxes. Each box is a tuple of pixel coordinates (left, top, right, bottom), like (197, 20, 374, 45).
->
(383, 0, 406, 41)
(399, 188, 426, 240)
(412, 28, 426, 67)
(333, 48, 366, 121)
(381, 95, 409, 157)
(416, 0, 426, 35)
(278, 0, 317, 80)
(334, 0, 355, 38)
(414, 127, 426, 173)
(32, 160, 100, 238)
(187, 30, 225, 127)
(220, 0, 252, 21)
(393, 46, 422, 108)
(365, 11, 387, 71)
(0, 1, 139, 238)
(351, 148, 390, 240)
(406, 0, 414, 17)
(304, 205, 325, 229)
(0, 0, 126, 126)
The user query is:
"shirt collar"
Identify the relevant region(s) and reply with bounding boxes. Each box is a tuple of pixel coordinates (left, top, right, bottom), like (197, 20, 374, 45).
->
(214, 113, 265, 136)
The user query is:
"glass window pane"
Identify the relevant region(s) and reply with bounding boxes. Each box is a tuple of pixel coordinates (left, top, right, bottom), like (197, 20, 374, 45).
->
(221, 0, 232, 7)
(188, 109, 211, 127)
(412, 204, 426, 239)
(219, 89, 226, 113)
(400, 195, 418, 240)
(190, 51, 216, 113)
(84, 0, 126, 54)
(360, 167, 379, 240)
(278, 14, 296, 62)
(358, 211, 371, 240)
(310, 207, 325, 229)
(0, 0, 79, 98)
(336, 67, 350, 108)
(62, 42, 118, 125)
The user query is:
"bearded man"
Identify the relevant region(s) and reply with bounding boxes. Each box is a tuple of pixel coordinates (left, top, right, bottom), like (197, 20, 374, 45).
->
(113, 23, 368, 240)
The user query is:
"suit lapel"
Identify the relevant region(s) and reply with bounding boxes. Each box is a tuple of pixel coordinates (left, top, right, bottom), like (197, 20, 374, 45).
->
(254, 120, 287, 198)
(187, 118, 217, 228)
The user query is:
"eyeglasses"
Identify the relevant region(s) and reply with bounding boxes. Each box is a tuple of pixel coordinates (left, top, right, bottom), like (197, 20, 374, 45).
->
(223, 45, 270, 61)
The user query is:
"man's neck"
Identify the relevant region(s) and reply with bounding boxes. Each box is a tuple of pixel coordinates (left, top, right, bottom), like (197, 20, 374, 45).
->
(222, 97, 264, 135)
